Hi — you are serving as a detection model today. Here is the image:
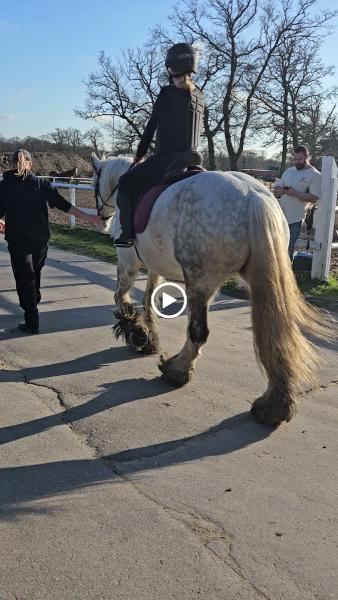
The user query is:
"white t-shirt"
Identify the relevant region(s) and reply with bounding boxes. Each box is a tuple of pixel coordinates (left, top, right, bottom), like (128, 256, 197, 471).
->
(276, 165, 321, 224)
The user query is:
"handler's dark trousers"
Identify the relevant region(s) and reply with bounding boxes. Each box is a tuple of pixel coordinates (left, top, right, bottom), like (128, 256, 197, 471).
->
(8, 244, 48, 328)
(117, 151, 177, 240)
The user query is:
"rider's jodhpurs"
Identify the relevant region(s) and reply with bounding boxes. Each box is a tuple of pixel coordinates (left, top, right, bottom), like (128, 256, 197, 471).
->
(117, 151, 177, 240)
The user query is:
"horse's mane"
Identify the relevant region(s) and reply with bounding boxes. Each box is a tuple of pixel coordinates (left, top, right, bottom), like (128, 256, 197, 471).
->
(99, 155, 133, 201)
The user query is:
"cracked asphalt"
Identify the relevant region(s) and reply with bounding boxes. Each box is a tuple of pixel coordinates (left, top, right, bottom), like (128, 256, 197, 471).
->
(0, 240, 337, 600)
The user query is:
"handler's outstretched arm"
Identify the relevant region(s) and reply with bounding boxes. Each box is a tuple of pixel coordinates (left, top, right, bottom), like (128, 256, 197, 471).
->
(67, 206, 101, 225)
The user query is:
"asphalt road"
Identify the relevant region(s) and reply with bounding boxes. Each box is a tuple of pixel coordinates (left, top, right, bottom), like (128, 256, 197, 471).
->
(0, 240, 337, 600)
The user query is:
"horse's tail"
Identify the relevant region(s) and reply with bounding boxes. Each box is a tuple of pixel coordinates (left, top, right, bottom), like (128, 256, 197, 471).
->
(245, 194, 334, 407)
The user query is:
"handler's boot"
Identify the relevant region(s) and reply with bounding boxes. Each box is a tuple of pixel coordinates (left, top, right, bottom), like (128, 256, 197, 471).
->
(18, 310, 39, 334)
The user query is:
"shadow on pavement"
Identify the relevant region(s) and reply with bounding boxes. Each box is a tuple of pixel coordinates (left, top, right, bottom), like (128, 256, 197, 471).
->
(0, 304, 117, 339)
(0, 346, 144, 383)
(0, 378, 172, 447)
(0, 410, 272, 520)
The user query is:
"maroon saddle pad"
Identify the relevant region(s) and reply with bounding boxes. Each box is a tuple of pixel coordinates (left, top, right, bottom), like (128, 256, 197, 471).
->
(133, 169, 203, 234)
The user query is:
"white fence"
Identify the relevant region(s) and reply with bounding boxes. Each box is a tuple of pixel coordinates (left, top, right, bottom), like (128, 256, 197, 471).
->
(1, 161, 337, 280)
(294, 156, 338, 280)
(49, 179, 96, 229)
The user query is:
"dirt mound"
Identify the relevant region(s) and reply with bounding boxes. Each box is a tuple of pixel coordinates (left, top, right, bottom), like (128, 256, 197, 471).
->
(0, 152, 93, 177)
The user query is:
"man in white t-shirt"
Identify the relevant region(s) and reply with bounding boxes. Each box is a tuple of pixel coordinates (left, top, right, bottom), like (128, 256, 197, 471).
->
(274, 145, 321, 260)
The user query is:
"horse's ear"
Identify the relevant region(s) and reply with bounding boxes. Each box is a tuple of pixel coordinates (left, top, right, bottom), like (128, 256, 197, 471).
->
(91, 152, 101, 172)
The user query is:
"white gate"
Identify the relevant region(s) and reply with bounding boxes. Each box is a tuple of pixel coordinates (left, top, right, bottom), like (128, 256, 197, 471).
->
(311, 156, 338, 280)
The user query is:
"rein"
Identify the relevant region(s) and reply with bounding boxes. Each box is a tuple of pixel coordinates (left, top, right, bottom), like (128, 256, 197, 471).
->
(95, 177, 119, 219)
(95, 162, 134, 219)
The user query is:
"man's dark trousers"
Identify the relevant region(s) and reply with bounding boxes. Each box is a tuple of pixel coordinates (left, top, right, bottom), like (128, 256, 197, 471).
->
(8, 244, 48, 328)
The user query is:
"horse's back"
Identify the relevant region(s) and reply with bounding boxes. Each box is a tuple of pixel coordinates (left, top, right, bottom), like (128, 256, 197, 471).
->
(138, 170, 266, 277)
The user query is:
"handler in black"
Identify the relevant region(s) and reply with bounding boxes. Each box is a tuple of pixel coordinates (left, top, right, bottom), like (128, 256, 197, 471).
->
(0, 149, 100, 334)
(114, 43, 204, 248)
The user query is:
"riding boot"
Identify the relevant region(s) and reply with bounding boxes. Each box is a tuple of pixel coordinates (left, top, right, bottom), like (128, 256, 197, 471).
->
(115, 190, 134, 247)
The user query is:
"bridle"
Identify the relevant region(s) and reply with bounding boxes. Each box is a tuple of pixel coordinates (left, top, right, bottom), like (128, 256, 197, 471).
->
(94, 171, 119, 220)
(94, 162, 134, 220)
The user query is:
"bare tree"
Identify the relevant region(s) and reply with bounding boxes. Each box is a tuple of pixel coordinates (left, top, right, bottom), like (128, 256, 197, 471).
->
(299, 99, 337, 161)
(46, 127, 84, 152)
(47, 127, 68, 148)
(83, 127, 104, 154)
(255, 34, 337, 170)
(171, 0, 337, 170)
(75, 46, 163, 153)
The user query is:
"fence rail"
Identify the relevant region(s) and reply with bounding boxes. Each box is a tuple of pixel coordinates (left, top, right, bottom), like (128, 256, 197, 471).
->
(49, 180, 96, 228)
(1, 161, 337, 280)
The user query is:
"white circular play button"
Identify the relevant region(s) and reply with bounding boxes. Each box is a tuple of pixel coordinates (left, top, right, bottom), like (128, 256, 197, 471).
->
(151, 282, 187, 319)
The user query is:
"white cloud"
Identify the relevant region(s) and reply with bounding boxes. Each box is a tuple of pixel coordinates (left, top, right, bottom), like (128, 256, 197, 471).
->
(94, 115, 113, 123)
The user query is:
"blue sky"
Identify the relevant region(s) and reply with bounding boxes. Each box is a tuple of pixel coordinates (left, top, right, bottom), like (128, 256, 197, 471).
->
(0, 0, 337, 140)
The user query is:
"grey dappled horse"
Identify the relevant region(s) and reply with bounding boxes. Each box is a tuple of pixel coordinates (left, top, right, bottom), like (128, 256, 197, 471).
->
(92, 153, 332, 427)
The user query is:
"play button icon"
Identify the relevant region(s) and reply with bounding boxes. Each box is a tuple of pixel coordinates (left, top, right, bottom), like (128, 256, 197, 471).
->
(162, 291, 177, 310)
(151, 282, 187, 319)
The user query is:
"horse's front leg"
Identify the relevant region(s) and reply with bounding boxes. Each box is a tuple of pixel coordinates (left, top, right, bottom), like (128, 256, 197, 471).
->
(141, 272, 162, 354)
(113, 248, 148, 351)
(114, 248, 141, 314)
(159, 279, 217, 386)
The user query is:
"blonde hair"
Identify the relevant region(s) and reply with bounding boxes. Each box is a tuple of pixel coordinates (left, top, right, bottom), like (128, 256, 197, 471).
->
(14, 151, 32, 178)
(174, 74, 195, 92)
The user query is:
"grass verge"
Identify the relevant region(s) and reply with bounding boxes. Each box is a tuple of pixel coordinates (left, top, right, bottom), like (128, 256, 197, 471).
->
(50, 225, 338, 311)
(50, 224, 117, 263)
(222, 274, 338, 311)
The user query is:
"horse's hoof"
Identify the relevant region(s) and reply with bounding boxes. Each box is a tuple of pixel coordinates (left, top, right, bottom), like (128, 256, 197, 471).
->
(251, 394, 298, 426)
(128, 329, 148, 352)
(158, 355, 193, 387)
(141, 344, 160, 355)
(141, 332, 161, 355)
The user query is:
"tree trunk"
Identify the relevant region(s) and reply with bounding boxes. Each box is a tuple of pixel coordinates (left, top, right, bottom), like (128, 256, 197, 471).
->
(228, 152, 239, 171)
(280, 84, 289, 174)
(280, 128, 288, 174)
(203, 106, 216, 170)
(291, 100, 299, 149)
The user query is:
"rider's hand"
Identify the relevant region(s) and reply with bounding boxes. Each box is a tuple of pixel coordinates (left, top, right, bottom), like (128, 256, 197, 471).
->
(0, 220, 5, 234)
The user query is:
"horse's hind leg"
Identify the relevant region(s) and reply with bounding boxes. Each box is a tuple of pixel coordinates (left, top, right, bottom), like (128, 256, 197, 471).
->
(159, 279, 217, 386)
(240, 261, 299, 426)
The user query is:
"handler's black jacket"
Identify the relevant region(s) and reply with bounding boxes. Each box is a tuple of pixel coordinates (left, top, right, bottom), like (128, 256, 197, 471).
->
(0, 170, 71, 248)
(136, 84, 204, 159)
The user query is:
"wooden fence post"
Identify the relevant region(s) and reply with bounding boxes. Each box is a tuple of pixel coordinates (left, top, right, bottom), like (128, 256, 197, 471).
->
(311, 156, 338, 280)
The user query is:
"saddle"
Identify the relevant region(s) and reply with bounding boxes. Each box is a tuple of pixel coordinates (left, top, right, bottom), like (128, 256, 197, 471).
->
(133, 150, 206, 234)
(134, 166, 205, 234)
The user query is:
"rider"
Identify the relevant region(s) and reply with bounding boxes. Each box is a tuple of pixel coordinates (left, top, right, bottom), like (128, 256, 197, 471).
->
(114, 42, 204, 248)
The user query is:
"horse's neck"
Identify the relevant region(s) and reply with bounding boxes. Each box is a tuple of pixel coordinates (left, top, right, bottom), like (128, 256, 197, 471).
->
(113, 156, 133, 180)
(101, 156, 133, 200)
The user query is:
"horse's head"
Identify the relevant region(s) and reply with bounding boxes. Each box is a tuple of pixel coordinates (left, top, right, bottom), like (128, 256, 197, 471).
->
(91, 152, 133, 232)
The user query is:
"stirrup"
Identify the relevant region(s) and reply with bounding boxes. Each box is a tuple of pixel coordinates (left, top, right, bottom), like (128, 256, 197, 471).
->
(114, 237, 134, 248)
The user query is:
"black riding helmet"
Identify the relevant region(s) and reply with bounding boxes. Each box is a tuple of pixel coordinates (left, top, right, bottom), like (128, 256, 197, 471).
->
(165, 43, 199, 75)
